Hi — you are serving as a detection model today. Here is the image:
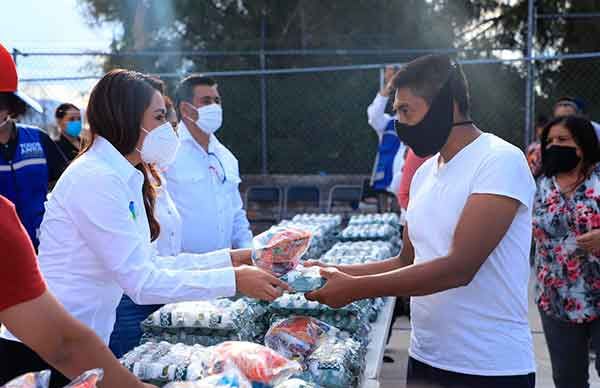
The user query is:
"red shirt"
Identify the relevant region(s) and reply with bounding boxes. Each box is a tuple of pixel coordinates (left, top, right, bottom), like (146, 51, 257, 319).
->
(0, 195, 46, 312)
(397, 149, 431, 209)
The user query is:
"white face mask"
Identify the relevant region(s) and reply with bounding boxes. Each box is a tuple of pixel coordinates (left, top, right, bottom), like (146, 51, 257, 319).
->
(196, 103, 223, 134)
(137, 121, 180, 167)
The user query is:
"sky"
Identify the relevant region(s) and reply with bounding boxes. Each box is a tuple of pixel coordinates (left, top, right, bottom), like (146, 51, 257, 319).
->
(1, 0, 117, 119)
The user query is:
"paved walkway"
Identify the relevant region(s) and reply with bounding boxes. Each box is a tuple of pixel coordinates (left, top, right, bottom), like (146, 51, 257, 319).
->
(379, 279, 600, 387)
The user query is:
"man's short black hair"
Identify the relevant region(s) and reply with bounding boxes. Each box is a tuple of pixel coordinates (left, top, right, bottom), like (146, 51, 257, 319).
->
(0, 92, 27, 117)
(554, 96, 584, 114)
(55, 103, 80, 119)
(174, 75, 217, 116)
(391, 54, 471, 117)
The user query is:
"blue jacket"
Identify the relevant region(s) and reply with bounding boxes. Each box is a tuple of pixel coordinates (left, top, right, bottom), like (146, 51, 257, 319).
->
(372, 119, 401, 190)
(0, 124, 50, 248)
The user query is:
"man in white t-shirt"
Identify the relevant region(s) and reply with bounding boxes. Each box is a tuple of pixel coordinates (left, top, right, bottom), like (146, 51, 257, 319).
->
(306, 54, 536, 388)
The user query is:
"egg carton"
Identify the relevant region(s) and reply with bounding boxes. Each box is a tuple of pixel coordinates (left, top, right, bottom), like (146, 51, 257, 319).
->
(141, 298, 268, 341)
(281, 266, 326, 293)
(120, 341, 211, 383)
(338, 224, 399, 242)
(348, 213, 400, 229)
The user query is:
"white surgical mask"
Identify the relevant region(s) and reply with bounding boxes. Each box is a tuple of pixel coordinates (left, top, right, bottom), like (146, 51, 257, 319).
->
(196, 103, 223, 134)
(137, 121, 180, 167)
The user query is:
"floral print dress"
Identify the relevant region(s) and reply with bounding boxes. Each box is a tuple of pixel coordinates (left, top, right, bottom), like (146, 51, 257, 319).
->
(533, 163, 600, 323)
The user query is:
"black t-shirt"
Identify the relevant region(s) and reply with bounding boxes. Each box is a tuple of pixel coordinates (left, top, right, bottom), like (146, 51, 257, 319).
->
(0, 122, 67, 182)
(54, 135, 80, 174)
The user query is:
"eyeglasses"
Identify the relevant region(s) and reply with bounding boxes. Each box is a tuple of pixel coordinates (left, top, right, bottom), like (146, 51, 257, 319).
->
(207, 152, 227, 184)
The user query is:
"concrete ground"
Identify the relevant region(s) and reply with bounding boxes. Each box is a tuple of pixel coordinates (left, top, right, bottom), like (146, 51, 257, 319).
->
(379, 279, 600, 388)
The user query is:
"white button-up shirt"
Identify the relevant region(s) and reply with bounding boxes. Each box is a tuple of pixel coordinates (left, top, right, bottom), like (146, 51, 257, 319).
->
(153, 177, 182, 256)
(165, 122, 253, 254)
(1, 136, 236, 344)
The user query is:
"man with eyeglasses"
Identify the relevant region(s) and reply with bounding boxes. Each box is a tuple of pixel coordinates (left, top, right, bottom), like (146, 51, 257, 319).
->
(165, 75, 253, 254)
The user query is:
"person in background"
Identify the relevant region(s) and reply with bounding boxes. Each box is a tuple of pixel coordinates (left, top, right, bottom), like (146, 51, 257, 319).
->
(306, 55, 536, 388)
(367, 65, 406, 211)
(0, 43, 66, 249)
(164, 95, 178, 130)
(397, 149, 430, 211)
(553, 96, 600, 140)
(0, 69, 290, 380)
(54, 103, 82, 168)
(526, 114, 549, 178)
(0, 195, 155, 388)
(533, 115, 600, 388)
(166, 75, 253, 254)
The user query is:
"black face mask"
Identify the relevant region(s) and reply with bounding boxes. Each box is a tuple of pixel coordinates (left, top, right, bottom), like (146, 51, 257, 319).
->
(543, 145, 581, 177)
(394, 78, 454, 157)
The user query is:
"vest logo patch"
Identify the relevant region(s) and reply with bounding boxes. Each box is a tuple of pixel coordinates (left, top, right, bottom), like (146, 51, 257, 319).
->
(19, 142, 44, 158)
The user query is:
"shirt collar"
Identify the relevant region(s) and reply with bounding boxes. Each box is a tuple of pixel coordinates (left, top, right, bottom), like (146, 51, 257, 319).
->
(91, 136, 140, 183)
(177, 121, 220, 154)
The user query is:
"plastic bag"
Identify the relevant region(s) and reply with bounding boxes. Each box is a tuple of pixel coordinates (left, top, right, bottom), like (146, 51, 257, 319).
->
(62, 369, 103, 388)
(265, 316, 342, 361)
(281, 266, 325, 293)
(251, 226, 312, 276)
(208, 341, 301, 385)
(1, 370, 50, 388)
(163, 365, 251, 388)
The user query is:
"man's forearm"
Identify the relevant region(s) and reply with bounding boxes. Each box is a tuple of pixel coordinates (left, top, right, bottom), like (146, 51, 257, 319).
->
(52, 326, 144, 388)
(349, 255, 469, 299)
(338, 255, 409, 276)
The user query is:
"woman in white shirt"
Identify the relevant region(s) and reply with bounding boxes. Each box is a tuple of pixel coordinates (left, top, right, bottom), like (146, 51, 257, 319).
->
(109, 164, 185, 357)
(0, 69, 289, 377)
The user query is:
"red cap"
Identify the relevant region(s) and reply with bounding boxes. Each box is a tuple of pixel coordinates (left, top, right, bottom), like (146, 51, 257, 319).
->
(0, 43, 43, 113)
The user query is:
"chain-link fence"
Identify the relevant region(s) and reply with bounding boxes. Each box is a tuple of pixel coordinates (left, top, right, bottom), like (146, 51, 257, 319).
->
(14, 50, 600, 175)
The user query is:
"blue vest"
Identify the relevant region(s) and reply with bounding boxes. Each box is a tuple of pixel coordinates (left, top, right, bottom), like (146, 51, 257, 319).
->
(0, 124, 49, 248)
(372, 119, 401, 190)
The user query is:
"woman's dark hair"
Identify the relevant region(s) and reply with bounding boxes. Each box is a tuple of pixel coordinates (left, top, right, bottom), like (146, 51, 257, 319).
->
(55, 103, 79, 119)
(83, 69, 165, 241)
(540, 115, 600, 179)
(0, 92, 27, 117)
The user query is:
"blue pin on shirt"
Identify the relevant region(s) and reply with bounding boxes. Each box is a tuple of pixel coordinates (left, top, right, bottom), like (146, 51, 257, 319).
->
(129, 201, 137, 220)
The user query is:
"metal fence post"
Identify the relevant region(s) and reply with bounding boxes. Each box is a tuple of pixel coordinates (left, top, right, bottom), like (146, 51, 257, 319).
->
(524, 0, 535, 147)
(379, 66, 385, 90)
(260, 9, 268, 175)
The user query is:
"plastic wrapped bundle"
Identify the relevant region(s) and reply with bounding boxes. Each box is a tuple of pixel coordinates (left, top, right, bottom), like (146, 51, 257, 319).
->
(208, 342, 302, 386)
(1, 370, 50, 388)
(141, 299, 267, 342)
(120, 342, 211, 384)
(252, 226, 312, 276)
(63, 369, 103, 387)
(278, 221, 336, 261)
(300, 336, 366, 388)
(265, 316, 350, 362)
(281, 266, 325, 293)
(339, 224, 398, 242)
(268, 295, 371, 338)
(163, 366, 252, 388)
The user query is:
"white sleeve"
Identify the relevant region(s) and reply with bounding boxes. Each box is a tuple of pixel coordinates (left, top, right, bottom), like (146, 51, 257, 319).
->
(367, 94, 393, 136)
(67, 174, 236, 305)
(470, 147, 536, 210)
(230, 182, 253, 249)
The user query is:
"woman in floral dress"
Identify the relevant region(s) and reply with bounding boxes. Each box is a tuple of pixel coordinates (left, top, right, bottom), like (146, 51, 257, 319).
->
(533, 115, 600, 388)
